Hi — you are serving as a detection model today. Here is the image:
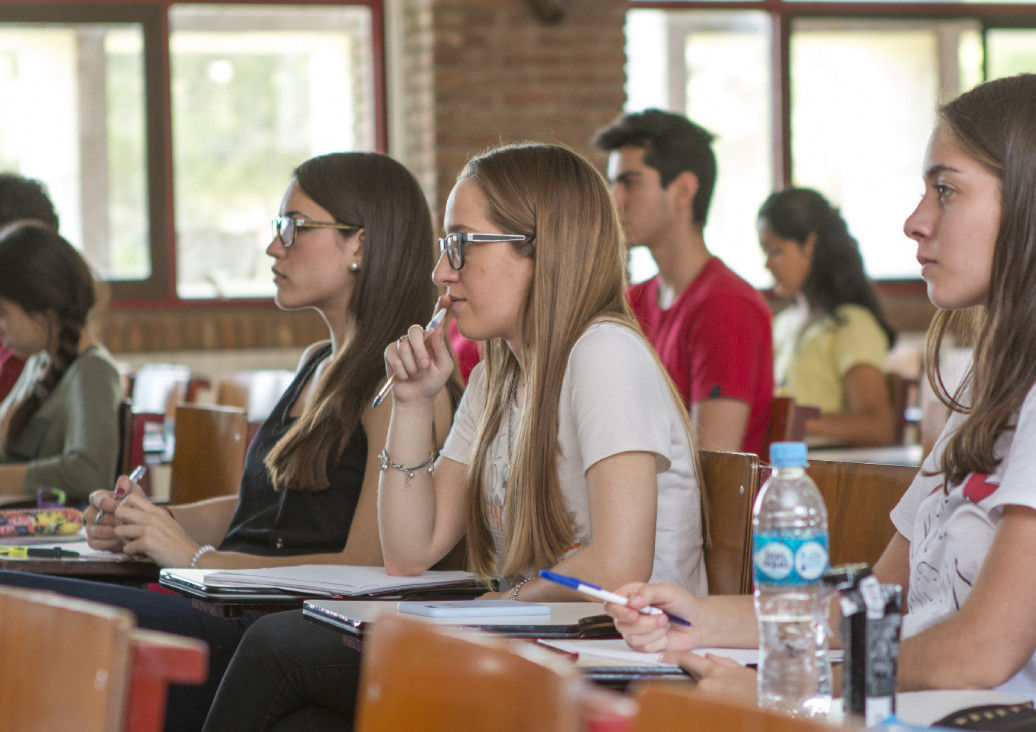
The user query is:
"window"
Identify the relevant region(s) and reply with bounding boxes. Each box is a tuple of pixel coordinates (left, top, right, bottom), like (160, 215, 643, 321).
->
(0, 2, 382, 303)
(627, 2, 1036, 288)
(0, 12, 151, 288)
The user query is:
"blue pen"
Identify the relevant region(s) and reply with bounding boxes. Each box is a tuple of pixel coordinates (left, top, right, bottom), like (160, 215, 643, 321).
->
(539, 569, 692, 627)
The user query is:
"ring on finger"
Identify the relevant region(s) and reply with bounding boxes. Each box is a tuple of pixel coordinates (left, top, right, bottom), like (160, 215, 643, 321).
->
(96, 510, 105, 523)
(398, 335, 409, 344)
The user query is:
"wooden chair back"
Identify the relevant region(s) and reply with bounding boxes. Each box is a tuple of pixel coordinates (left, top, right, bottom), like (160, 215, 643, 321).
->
(215, 369, 294, 421)
(699, 450, 761, 595)
(168, 403, 248, 504)
(0, 587, 134, 732)
(886, 372, 920, 445)
(116, 400, 162, 492)
(129, 363, 190, 418)
(804, 458, 917, 567)
(0, 587, 208, 732)
(356, 615, 585, 732)
(631, 685, 852, 732)
(764, 397, 820, 457)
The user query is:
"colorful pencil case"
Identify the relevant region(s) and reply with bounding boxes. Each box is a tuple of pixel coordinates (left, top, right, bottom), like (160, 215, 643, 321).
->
(0, 508, 84, 537)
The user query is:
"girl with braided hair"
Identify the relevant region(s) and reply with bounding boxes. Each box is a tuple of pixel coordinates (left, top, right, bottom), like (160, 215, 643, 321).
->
(0, 223, 121, 500)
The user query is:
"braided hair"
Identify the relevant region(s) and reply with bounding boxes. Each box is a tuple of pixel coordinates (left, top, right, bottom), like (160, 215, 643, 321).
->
(0, 224, 95, 454)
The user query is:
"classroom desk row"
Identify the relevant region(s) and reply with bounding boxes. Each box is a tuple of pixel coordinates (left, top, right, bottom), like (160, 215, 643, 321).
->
(0, 543, 1026, 730)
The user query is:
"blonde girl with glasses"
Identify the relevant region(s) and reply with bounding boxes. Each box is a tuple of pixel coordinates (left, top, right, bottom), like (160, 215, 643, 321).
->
(380, 142, 705, 599)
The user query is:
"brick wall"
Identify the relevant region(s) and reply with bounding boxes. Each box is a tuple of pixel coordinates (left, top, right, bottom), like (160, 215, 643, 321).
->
(426, 0, 628, 220)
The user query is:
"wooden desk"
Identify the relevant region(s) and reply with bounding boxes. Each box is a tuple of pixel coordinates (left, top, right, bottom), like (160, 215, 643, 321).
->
(808, 444, 923, 467)
(0, 556, 159, 584)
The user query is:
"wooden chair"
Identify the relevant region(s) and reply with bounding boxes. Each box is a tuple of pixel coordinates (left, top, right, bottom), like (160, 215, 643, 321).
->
(803, 458, 917, 567)
(630, 684, 852, 732)
(0, 586, 207, 732)
(215, 369, 294, 444)
(128, 363, 191, 417)
(356, 614, 628, 732)
(763, 397, 821, 458)
(699, 450, 761, 595)
(168, 403, 248, 504)
(886, 372, 920, 445)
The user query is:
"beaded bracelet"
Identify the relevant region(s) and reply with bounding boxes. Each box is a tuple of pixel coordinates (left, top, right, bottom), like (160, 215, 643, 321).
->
(190, 544, 216, 568)
(508, 577, 532, 601)
(378, 449, 435, 486)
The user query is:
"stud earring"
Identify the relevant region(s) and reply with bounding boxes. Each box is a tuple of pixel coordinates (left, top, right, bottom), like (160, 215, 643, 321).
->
(349, 262, 360, 272)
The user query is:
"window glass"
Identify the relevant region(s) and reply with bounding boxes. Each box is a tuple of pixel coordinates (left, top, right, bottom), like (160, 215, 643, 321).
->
(987, 28, 1036, 78)
(790, 20, 980, 281)
(626, 10, 771, 285)
(0, 23, 149, 280)
(169, 4, 375, 299)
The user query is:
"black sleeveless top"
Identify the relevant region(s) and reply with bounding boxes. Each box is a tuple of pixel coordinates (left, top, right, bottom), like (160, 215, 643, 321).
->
(219, 344, 367, 556)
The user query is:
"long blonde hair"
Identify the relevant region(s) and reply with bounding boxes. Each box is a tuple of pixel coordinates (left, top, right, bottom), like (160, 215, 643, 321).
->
(459, 143, 698, 579)
(923, 75, 1036, 487)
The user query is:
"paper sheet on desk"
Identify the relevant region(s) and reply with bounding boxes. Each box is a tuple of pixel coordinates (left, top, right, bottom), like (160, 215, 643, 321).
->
(541, 639, 842, 667)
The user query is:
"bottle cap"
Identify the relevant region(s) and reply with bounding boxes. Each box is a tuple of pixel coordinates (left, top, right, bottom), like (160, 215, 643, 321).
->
(769, 441, 808, 467)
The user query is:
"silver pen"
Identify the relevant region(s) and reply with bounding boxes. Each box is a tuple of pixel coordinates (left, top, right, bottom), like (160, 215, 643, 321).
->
(372, 307, 448, 408)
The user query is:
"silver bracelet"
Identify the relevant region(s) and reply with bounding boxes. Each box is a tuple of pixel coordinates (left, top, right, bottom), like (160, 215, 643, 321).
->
(508, 576, 532, 601)
(190, 544, 216, 568)
(378, 449, 435, 486)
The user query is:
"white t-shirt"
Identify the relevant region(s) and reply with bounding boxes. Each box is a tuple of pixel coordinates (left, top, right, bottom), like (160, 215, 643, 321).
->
(441, 320, 706, 594)
(890, 379, 1036, 701)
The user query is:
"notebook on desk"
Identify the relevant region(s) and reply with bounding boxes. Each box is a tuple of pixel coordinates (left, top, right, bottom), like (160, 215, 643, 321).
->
(160, 565, 488, 603)
(302, 599, 619, 640)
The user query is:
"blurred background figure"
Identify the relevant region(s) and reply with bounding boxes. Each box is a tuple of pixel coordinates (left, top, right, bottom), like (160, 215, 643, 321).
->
(0, 174, 61, 403)
(759, 187, 896, 446)
(0, 224, 121, 499)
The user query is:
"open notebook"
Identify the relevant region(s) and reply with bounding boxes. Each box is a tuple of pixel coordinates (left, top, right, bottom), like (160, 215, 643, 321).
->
(302, 599, 619, 640)
(160, 565, 488, 603)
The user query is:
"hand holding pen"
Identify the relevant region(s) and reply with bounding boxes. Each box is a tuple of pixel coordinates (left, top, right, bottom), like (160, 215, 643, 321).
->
(95, 464, 148, 524)
(374, 302, 451, 407)
(539, 570, 692, 626)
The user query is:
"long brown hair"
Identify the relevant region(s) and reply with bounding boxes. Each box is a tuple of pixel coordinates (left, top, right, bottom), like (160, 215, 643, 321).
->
(0, 225, 95, 455)
(459, 143, 698, 579)
(924, 74, 1036, 487)
(265, 153, 438, 491)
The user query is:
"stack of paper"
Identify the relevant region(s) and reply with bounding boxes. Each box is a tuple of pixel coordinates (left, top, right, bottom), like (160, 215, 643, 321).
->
(199, 565, 481, 597)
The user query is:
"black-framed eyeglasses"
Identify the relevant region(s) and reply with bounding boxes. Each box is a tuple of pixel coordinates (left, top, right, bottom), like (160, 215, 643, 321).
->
(437, 232, 530, 270)
(272, 216, 362, 247)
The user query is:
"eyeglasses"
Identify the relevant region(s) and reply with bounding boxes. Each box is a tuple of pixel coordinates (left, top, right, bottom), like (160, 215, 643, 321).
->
(272, 216, 362, 247)
(437, 233, 530, 270)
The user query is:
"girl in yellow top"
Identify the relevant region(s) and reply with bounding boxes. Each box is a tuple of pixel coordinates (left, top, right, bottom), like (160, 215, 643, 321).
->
(759, 188, 897, 446)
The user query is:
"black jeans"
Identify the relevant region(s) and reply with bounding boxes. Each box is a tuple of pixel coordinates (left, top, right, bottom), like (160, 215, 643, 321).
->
(0, 571, 261, 732)
(202, 610, 361, 731)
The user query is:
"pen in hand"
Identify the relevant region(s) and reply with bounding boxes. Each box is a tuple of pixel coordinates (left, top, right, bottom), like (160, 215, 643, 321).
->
(97, 464, 148, 524)
(539, 569, 692, 627)
(372, 306, 448, 408)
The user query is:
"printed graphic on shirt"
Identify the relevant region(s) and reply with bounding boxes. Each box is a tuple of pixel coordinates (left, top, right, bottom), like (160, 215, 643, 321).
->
(909, 472, 999, 617)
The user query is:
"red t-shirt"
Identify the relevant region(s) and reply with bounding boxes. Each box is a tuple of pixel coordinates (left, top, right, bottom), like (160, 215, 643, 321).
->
(627, 258, 773, 456)
(447, 319, 481, 385)
(0, 344, 24, 403)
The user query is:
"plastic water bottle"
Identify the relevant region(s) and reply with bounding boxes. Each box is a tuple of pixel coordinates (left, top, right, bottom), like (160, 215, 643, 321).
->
(752, 441, 831, 718)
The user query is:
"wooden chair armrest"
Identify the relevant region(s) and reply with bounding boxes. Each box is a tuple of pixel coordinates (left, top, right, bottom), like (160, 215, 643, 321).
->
(126, 629, 208, 732)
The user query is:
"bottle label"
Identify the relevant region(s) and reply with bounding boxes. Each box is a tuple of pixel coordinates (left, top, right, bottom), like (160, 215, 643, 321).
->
(753, 532, 829, 585)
